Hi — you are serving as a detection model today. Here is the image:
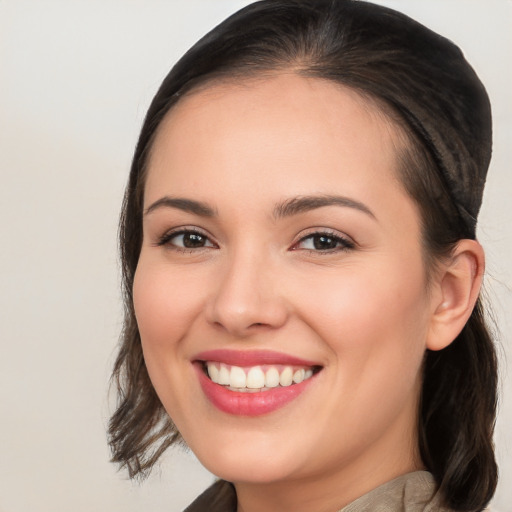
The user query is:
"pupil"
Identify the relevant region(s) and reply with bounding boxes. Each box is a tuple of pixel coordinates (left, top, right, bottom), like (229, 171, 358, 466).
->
(183, 233, 205, 248)
(314, 235, 337, 250)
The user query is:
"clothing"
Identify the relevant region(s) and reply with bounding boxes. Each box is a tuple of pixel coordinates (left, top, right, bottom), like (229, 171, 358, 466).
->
(184, 471, 454, 512)
(339, 472, 451, 512)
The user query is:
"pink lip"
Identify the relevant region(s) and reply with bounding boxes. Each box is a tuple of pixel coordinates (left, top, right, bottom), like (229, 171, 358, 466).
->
(192, 350, 321, 417)
(195, 365, 316, 416)
(193, 349, 319, 367)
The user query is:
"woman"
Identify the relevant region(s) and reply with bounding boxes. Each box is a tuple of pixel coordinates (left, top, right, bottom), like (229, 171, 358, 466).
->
(108, 1, 498, 510)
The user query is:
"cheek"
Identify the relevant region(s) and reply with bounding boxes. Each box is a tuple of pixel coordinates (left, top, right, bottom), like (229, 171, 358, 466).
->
(132, 259, 210, 429)
(132, 259, 205, 355)
(295, 258, 430, 384)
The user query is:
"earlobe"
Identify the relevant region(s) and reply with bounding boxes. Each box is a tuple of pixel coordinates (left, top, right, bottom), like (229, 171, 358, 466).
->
(426, 240, 485, 351)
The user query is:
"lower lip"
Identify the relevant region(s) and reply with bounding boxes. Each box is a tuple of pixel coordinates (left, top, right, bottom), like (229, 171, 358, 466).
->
(195, 364, 315, 416)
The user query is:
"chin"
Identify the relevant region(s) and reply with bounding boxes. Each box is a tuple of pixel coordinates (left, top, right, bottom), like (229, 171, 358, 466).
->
(203, 453, 301, 485)
(184, 427, 307, 484)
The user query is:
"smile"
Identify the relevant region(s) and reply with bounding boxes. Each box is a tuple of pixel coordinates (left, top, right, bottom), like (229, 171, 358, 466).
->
(194, 350, 322, 416)
(205, 362, 315, 392)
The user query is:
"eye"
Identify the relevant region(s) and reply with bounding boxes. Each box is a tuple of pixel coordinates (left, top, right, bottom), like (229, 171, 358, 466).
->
(293, 231, 354, 252)
(158, 229, 216, 250)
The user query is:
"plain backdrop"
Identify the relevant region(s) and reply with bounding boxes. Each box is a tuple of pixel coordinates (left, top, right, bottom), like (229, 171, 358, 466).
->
(0, 1, 510, 511)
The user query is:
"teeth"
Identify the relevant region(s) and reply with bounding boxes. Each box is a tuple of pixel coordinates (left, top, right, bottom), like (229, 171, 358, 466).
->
(206, 362, 317, 391)
(230, 366, 247, 388)
(246, 366, 265, 389)
(293, 369, 305, 384)
(265, 367, 280, 388)
(279, 367, 293, 387)
(207, 362, 219, 384)
(218, 364, 230, 385)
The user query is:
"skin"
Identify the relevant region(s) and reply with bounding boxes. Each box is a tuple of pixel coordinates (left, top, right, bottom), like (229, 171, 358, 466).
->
(133, 74, 484, 512)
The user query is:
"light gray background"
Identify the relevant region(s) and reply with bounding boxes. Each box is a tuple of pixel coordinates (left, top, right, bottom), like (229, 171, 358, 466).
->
(0, 1, 510, 511)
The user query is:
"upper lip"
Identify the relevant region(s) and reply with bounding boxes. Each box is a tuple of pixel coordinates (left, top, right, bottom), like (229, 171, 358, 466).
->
(193, 349, 320, 367)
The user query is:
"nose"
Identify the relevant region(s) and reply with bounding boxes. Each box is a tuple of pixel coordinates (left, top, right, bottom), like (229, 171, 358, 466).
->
(205, 248, 289, 337)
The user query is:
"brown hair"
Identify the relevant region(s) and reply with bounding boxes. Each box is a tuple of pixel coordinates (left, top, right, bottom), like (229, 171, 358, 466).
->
(109, 1, 497, 510)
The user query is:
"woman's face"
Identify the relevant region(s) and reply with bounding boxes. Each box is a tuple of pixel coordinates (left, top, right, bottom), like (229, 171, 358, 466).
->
(134, 75, 435, 488)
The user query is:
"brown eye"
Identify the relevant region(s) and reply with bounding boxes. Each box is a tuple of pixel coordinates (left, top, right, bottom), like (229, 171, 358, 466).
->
(181, 232, 208, 248)
(295, 232, 354, 252)
(312, 234, 339, 250)
(159, 230, 215, 250)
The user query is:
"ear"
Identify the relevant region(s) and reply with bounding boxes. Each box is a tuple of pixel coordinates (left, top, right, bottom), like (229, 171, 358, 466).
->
(426, 239, 485, 351)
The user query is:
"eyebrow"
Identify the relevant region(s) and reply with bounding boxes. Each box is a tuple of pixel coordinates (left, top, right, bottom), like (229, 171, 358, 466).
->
(273, 195, 376, 220)
(144, 196, 216, 217)
(144, 194, 376, 220)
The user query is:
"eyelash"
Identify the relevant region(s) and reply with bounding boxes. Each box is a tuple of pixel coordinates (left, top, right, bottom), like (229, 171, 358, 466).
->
(156, 228, 216, 252)
(157, 227, 355, 255)
(292, 230, 355, 254)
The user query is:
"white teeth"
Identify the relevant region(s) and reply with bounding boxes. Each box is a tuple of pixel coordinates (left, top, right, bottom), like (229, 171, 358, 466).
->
(207, 362, 219, 383)
(279, 366, 293, 387)
(293, 369, 305, 384)
(230, 366, 246, 388)
(205, 362, 316, 390)
(246, 366, 265, 389)
(218, 364, 230, 385)
(265, 367, 280, 388)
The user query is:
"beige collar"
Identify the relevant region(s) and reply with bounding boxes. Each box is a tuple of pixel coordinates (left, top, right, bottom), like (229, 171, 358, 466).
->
(185, 471, 452, 512)
(339, 471, 450, 512)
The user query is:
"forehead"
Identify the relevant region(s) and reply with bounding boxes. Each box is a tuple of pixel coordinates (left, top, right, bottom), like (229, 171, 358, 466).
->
(156, 74, 399, 147)
(146, 74, 404, 196)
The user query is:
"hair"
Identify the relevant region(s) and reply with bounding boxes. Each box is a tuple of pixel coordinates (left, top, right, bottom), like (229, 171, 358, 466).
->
(108, 1, 498, 510)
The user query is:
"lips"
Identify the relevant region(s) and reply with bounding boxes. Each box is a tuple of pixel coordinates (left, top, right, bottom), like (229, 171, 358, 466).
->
(193, 350, 321, 416)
